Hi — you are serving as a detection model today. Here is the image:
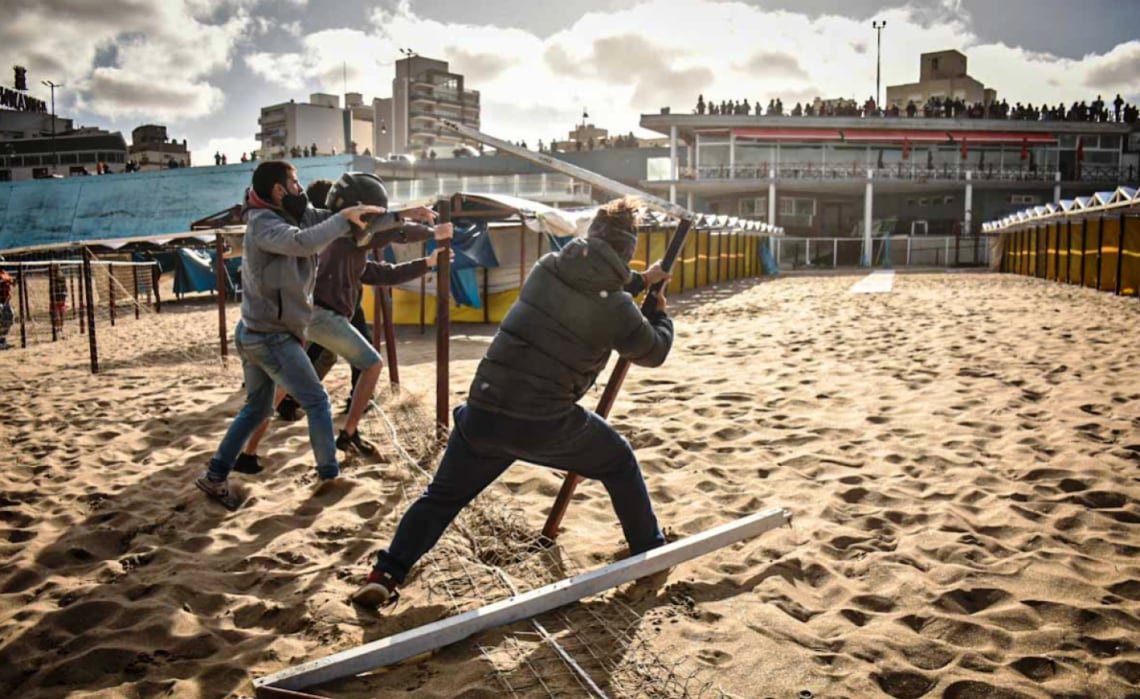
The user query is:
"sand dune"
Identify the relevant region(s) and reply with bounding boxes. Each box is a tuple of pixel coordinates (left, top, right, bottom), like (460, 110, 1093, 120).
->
(1, 271, 1138, 698)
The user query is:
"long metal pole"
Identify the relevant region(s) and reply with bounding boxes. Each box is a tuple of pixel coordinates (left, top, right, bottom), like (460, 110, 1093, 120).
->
(543, 217, 693, 541)
(435, 199, 452, 434)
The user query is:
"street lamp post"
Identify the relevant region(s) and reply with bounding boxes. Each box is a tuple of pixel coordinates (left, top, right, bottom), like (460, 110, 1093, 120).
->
(872, 21, 886, 113)
(41, 79, 63, 173)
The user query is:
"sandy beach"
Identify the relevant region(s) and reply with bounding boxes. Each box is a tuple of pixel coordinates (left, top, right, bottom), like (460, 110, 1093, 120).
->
(1, 270, 1138, 699)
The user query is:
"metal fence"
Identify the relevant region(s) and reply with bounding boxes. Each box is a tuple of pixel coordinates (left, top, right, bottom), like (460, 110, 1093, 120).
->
(772, 235, 990, 269)
(387, 173, 593, 205)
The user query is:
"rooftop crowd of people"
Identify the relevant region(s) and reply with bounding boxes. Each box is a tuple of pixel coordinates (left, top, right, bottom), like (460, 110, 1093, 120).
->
(693, 93, 1139, 124)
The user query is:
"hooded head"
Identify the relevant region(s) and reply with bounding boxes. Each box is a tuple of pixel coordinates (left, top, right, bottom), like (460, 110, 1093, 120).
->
(587, 196, 640, 264)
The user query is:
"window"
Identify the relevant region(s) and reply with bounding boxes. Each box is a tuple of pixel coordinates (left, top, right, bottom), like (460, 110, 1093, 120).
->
(739, 196, 767, 219)
(918, 198, 929, 207)
(0, 170, 10, 182)
(778, 196, 815, 226)
(1009, 194, 1038, 205)
(943, 195, 955, 205)
(932, 57, 940, 72)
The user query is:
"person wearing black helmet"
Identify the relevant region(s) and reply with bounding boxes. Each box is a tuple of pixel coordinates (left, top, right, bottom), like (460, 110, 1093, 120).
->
(237, 172, 451, 463)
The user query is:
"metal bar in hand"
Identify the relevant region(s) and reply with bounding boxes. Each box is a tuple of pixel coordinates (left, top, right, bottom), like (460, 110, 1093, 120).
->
(542, 217, 693, 541)
(436, 199, 452, 434)
(438, 119, 696, 221)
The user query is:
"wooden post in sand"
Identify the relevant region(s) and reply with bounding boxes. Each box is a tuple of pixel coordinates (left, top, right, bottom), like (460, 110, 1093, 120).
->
(435, 199, 452, 434)
(16, 264, 26, 348)
(543, 217, 694, 541)
(419, 241, 427, 335)
(215, 233, 228, 358)
(69, 267, 78, 324)
(108, 263, 116, 327)
(82, 248, 99, 374)
(49, 263, 59, 342)
(381, 287, 399, 384)
(132, 265, 140, 320)
(76, 262, 86, 335)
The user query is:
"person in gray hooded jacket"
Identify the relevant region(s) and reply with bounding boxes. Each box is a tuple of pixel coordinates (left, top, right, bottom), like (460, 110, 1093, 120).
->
(352, 195, 674, 608)
(195, 160, 384, 509)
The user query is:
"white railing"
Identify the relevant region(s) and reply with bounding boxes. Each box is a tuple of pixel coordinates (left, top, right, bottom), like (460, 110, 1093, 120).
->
(387, 173, 593, 205)
(772, 235, 990, 268)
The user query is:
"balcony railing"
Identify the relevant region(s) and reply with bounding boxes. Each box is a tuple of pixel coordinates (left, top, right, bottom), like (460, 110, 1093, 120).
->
(386, 173, 591, 205)
(683, 162, 1139, 184)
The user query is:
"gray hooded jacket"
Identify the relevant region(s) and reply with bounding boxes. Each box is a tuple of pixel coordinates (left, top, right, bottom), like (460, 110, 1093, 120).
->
(240, 206, 350, 340)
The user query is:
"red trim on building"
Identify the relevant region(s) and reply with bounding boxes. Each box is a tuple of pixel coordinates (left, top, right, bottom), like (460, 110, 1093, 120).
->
(733, 128, 841, 140)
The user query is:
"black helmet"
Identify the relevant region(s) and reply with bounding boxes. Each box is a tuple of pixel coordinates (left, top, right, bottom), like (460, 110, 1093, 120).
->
(326, 172, 388, 211)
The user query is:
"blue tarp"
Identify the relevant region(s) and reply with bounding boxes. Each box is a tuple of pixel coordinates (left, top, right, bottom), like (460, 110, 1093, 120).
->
(0, 155, 360, 252)
(133, 248, 240, 296)
(385, 220, 498, 308)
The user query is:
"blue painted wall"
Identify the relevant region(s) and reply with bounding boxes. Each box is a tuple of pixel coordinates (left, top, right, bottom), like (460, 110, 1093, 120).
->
(0, 155, 358, 252)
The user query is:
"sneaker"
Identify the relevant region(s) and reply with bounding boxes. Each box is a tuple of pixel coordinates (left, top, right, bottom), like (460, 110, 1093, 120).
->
(277, 396, 302, 422)
(233, 452, 263, 475)
(350, 569, 400, 609)
(337, 429, 377, 456)
(194, 474, 242, 511)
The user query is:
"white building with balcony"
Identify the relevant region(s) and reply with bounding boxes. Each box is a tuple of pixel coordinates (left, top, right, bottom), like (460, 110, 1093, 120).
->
(372, 55, 480, 158)
(639, 110, 1135, 250)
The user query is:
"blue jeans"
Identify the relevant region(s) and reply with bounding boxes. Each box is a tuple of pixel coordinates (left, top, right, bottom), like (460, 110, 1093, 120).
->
(306, 305, 381, 372)
(207, 321, 338, 481)
(374, 403, 665, 582)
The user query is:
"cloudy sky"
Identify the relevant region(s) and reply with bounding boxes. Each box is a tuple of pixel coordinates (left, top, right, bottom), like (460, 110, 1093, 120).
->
(4, 0, 1140, 165)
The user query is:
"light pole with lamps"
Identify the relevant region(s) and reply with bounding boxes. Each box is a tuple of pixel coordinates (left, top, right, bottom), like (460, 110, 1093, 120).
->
(872, 20, 886, 113)
(41, 79, 63, 173)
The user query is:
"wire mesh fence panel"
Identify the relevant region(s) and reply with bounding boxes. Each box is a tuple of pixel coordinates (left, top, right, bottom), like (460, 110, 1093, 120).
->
(0, 255, 85, 350)
(334, 387, 742, 699)
(0, 246, 238, 373)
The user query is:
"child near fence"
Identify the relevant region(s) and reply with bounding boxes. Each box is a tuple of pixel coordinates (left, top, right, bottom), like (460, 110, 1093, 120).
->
(0, 270, 13, 349)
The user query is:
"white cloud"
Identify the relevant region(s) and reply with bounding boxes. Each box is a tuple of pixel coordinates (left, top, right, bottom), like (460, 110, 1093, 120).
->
(16, 0, 1139, 155)
(0, 0, 250, 121)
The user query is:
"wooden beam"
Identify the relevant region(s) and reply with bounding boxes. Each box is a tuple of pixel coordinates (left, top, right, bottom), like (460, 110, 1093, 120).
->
(255, 507, 790, 693)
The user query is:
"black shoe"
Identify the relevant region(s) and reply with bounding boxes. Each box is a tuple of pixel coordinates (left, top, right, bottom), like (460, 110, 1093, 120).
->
(337, 429, 377, 456)
(233, 452, 263, 475)
(350, 569, 400, 609)
(277, 396, 302, 422)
